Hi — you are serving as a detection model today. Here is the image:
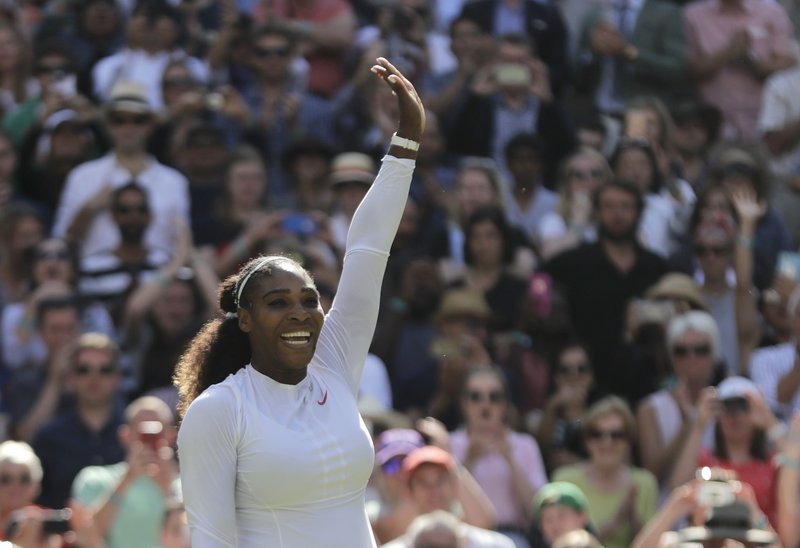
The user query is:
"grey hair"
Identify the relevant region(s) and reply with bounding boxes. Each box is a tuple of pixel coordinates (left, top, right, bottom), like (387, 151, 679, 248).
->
(666, 311, 721, 361)
(0, 441, 43, 483)
(407, 510, 464, 547)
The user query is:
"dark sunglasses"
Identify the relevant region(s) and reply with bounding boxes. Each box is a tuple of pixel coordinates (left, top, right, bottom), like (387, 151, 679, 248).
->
(672, 343, 712, 358)
(0, 473, 32, 486)
(465, 390, 505, 404)
(695, 245, 731, 257)
(721, 396, 749, 414)
(108, 113, 151, 126)
(114, 204, 149, 215)
(381, 457, 404, 476)
(569, 168, 604, 180)
(556, 363, 591, 376)
(35, 248, 69, 261)
(585, 428, 627, 442)
(162, 77, 198, 88)
(35, 64, 71, 75)
(254, 46, 290, 58)
(74, 363, 116, 376)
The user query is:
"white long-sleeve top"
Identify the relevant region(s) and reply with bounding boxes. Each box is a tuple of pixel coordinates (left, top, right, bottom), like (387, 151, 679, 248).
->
(177, 155, 415, 547)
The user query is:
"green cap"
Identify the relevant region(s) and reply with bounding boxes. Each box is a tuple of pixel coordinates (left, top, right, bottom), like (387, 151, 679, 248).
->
(533, 482, 589, 517)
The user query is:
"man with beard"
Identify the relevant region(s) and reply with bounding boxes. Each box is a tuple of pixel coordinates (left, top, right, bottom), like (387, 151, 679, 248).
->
(540, 180, 668, 393)
(78, 182, 169, 323)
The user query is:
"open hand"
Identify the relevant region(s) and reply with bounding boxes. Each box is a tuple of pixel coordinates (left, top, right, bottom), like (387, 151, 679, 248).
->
(370, 57, 425, 143)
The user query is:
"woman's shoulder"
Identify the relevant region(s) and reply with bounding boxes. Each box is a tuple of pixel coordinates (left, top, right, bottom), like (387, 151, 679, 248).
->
(630, 466, 659, 489)
(552, 463, 585, 482)
(182, 370, 248, 423)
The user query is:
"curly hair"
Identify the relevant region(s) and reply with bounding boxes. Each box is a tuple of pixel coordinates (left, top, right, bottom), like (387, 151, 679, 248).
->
(173, 255, 306, 418)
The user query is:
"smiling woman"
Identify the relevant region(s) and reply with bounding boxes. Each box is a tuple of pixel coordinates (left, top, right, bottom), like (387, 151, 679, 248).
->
(173, 57, 424, 548)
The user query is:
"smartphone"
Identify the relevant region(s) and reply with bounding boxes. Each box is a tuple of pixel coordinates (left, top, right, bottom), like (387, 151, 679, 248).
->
(281, 213, 318, 238)
(137, 420, 164, 450)
(51, 72, 77, 98)
(494, 63, 532, 87)
(777, 251, 800, 281)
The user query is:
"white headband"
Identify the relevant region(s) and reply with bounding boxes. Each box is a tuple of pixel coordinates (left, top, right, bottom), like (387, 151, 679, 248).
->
(236, 256, 272, 307)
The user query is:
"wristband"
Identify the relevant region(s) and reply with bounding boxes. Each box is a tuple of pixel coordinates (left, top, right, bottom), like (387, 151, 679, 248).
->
(390, 133, 420, 151)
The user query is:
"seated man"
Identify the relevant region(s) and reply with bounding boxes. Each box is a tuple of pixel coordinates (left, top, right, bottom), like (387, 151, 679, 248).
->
(382, 445, 514, 548)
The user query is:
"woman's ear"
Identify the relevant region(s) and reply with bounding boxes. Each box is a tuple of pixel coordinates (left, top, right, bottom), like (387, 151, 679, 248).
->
(238, 308, 251, 333)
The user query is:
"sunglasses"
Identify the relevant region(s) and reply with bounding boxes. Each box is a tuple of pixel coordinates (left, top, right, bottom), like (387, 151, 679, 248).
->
(74, 363, 116, 376)
(114, 204, 149, 215)
(585, 428, 627, 442)
(721, 396, 749, 415)
(35, 64, 70, 76)
(569, 168, 604, 180)
(672, 343, 712, 358)
(381, 457, 404, 476)
(0, 473, 32, 486)
(695, 245, 731, 257)
(35, 248, 69, 261)
(465, 390, 505, 404)
(556, 363, 591, 376)
(163, 77, 198, 88)
(107, 113, 151, 126)
(254, 46, 290, 58)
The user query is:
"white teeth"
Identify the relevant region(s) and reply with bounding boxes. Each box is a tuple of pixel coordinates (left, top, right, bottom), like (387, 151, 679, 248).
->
(282, 331, 311, 338)
(281, 331, 311, 346)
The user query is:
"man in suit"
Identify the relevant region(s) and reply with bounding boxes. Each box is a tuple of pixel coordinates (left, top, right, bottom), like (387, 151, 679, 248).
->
(574, 0, 689, 115)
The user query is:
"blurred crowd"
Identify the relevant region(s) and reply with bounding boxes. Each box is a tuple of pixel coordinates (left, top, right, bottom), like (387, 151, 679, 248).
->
(1, 0, 800, 546)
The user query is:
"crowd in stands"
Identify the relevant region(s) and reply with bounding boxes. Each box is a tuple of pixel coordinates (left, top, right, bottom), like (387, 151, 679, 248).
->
(2, 0, 800, 546)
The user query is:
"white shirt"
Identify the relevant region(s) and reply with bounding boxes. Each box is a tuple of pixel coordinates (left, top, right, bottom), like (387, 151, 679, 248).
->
(751, 342, 799, 417)
(639, 180, 695, 257)
(92, 48, 208, 109)
(177, 156, 416, 547)
(52, 154, 190, 258)
(759, 63, 800, 177)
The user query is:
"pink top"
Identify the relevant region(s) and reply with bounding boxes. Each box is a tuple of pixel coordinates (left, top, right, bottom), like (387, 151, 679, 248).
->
(450, 429, 548, 528)
(684, 0, 793, 139)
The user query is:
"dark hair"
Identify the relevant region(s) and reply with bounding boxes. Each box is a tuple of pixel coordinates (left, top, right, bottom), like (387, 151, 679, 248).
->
(112, 181, 150, 208)
(687, 186, 733, 237)
(460, 365, 510, 401)
(174, 255, 308, 418)
(250, 23, 297, 50)
(36, 296, 80, 326)
(609, 138, 664, 194)
(462, 206, 516, 266)
(498, 32, 535, 55)
(34, 40, 77, 71)
(592, 178, 645, 216)
(504, 132, 546, 163)
(713, 423, 769, 461)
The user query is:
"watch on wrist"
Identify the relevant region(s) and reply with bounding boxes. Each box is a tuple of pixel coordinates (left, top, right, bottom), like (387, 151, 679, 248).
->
(390, 132, 420, 151)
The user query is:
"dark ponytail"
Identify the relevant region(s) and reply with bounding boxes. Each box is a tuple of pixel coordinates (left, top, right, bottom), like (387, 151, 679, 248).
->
(174, 255, 307, 418)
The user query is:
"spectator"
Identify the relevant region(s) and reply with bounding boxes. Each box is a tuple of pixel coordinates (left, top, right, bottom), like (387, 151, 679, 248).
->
(450, 366, 548, 546)
(447, 33, 575, 174)
(0, 21, 34, 118)
(751, 286, 800, 418)
(573, 0, 688, 117)
(382, 444, 512, 547)
(537, 148, 611, 261)
(670, 99, 722, 191)
(551, 529, 602, 548)
(403, 510, 466, 548)
(0, 204, 44, 306)
(537, 342, 598, 473)
(636, 311, 720, 486)
(683, 0, 795, 140)
(669, 377, 782, 527)
(0, 441, 43, 540)
(32, 331, 126, 509)
(328, 152, 377, 257)
(552, 396, 658, 548)
(279, 136, 334, 214)
(530, 482, 592, 548)
(71, 396, 181, 548)
(459, 0, 569, 97)
(91, 0, 208, 109)
(52, 80, 190, 259)
(540, 180, 669, 394)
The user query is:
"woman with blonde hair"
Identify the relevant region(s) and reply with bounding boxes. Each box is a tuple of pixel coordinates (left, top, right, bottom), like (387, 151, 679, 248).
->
(0, 22, 33, 117)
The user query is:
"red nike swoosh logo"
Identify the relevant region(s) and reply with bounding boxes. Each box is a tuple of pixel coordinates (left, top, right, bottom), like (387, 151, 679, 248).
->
(317, 390, 328, 405)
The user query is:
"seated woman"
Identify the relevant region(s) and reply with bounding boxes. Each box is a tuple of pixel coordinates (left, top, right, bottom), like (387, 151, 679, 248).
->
(553, 396, 658, 548)
(449, 366, 547, 547)
(669, 377, 781, 528)
(637, 311, 719, 487)
(0, 441, 42, 539)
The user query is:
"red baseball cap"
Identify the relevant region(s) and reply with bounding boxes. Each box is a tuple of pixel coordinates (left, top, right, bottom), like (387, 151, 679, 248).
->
(402, 446, 456, 477)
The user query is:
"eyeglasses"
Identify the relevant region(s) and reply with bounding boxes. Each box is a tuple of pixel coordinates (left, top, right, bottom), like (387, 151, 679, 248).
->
(107, 113, 151, 126)
(35, 64, 71, 76)
(556, 363, 591, 376)
(585, 428, 627, 442)
(465, 390, 505, 404)
(74, 363, 116, 376)
(695, 245, 731, 257)
(672, 343, 712, 358)
(381, 457, 404, 476)
(114, 204, 149, 215)
(0, 474, 32, 486)
(254, 46, 291, 58)
(35, 248, 69, 261)
(569, 168, 604, 180)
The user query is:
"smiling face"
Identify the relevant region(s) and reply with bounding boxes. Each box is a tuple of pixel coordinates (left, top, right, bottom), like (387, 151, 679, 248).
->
(0, 461, 39, 514)
(461, 370, 506, 431)
(238, 263, 325, 383)
(584, 412, 630, 470)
